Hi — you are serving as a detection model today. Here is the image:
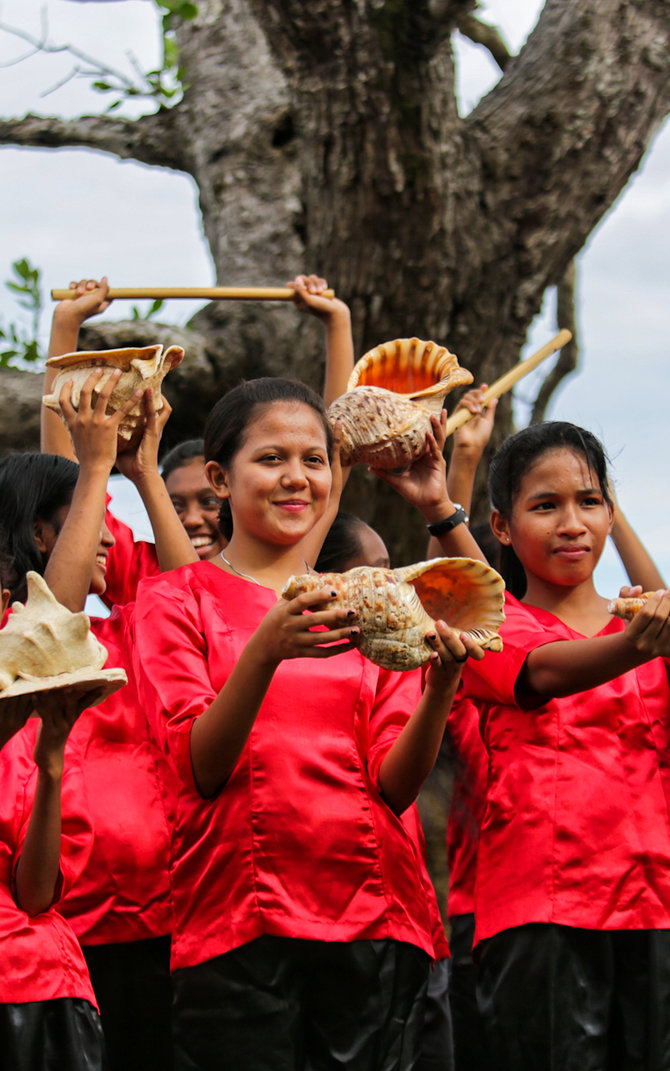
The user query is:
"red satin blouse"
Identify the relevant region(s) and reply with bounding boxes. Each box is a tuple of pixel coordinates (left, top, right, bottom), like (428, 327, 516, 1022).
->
(462, 594, 670, 947)
(60, 605, 174, 946)
(102, 507, 159, 609)
(133, 562, 437, 972)
(0, 722, 97, 1006)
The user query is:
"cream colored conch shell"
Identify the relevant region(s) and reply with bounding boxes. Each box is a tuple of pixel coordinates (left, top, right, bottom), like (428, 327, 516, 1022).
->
(327, 338, 474, 470)
(282, 557, 504, 671)
(43, 344, 184, 452)
(608, 592, 654, 620)
(0, 572, 127, 704)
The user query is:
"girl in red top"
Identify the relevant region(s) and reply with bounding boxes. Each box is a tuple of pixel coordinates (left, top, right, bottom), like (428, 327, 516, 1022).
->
(0, 540, 105, 1069)
(461, 420, 670, 1071)
(133, 376, 484, 1071)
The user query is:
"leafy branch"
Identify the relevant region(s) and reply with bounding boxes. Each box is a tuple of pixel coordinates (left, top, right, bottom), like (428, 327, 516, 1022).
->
(0, 258, 44, 369)
(0, 1, 199, 112)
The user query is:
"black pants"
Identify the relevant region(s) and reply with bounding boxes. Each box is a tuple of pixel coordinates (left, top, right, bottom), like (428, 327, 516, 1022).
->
(173, 936, 431, 1071)
(477, 923, 670, 1071)
(0, 997, 104, 1071)
(447, 914, 488, 1071)
(83, 935, 173, 1071)
(415, 958, 454, 1071)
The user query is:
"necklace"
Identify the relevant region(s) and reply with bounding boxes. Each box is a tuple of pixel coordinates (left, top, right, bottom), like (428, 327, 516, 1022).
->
(220, 552, 262, 586)
(220, 552, 316, 586)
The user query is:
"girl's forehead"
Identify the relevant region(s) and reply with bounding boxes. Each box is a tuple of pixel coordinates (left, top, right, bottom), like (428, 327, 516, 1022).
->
(242, 401, 327, 443)
(520, 447, 598, 489)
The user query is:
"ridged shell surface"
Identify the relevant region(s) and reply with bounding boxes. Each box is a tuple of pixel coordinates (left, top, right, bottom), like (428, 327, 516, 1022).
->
(607, 592, 653, 620)
(282, 557, 504, 671)
(43, 344, 184, 450)
(329, 338, 473, 470)
(0, 572, 127, 703)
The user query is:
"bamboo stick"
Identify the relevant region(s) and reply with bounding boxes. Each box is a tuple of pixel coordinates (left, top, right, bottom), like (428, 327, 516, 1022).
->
(444, 329, 573, 437)
(51, 286, 335, 302)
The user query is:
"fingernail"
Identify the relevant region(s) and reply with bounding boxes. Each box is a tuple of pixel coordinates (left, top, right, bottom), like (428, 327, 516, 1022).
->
(350, 627, 360, 636)
(330, 590, 337, 597)
(346, 609, 356, 617)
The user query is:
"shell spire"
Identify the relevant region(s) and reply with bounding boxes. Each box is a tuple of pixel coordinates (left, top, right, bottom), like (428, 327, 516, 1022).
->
(43, 343, 184, 452)
(0, 572, 127, 705)
(282, 557, 504, 672)
(328, 338, 473, 471)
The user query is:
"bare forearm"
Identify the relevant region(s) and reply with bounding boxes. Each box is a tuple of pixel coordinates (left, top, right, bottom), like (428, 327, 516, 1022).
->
(446, 447, 480, 516)
(15, 769, 62, 916)
(133, 473, 198, 571)
(519, 634, 649, 705)
(378, 669, 461, 815)
(611, 511, 665, 591)
(323, 308, 354, 407)
(189, 641, 278, 797)
(44, 463, 110, 610)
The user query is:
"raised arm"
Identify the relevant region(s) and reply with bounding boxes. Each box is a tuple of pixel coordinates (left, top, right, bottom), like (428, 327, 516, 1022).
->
(372, 412, 489, 564)
(610, 497, 666, 591)
(288, 274, 354, 407)
(42, 278, 112, 460)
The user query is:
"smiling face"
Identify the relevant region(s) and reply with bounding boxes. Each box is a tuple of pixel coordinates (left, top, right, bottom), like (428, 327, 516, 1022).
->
(34, 505, 114, 597)
(164, 457, 225, 559)
(491, 446, 613, 598)
(206, 401, 332, 550)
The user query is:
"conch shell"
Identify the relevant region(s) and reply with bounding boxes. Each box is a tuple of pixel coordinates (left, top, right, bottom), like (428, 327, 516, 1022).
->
(282, 556, 504, 671)
(327, 338, 473, 470)
(0, 572, 127, 705)
(608, 592, 654, 620)
(43, 344, 184, 452)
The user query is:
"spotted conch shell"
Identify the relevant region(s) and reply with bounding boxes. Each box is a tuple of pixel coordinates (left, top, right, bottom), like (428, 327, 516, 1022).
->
(0, 572, 127, 704)
(608, 592, 654, 619)
(43, 344, 184, 452)
(282, 557, 504, 671)
(327, 338, 474, 470)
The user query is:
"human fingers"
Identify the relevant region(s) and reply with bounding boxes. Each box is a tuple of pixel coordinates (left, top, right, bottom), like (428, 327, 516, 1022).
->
(625, 590, 670, 653)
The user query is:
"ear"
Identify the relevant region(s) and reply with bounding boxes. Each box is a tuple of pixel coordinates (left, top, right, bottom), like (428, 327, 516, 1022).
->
(490, 509, 511, 546)
(606, 499, 615, 535)
(33, 517, 50, 555)
(205, 460, 230, 500)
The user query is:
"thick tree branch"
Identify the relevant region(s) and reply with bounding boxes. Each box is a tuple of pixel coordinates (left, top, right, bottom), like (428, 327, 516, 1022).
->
(0, 108, 189, 172)
(456, 13, 511, 71)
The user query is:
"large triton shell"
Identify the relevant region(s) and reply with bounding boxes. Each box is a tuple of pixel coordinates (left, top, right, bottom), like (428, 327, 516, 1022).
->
(328, 338, 473, 470)
(0, 572, 127, 705)
(282, 557, 504, 671)
(43, 344, 184, 452)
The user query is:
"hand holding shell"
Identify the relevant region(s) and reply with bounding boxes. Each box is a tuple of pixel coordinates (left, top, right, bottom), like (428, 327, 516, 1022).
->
(282, 557, 504, 671)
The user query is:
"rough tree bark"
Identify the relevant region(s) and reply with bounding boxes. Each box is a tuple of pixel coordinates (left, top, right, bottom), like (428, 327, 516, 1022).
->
(1, 0, 669, 561)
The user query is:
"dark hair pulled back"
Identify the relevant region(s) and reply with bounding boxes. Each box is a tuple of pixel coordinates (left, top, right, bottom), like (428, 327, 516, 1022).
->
(488, 421, 613, 599)
(0, 453, 80, 602)
(204, 377, 333, 542)
(315, 512, 369, 573)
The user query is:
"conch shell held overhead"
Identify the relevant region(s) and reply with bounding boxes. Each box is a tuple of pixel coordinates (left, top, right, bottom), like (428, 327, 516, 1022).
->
(0, 572, 127, 705)
(327, 338, 473, 471)
(608, 592, 655, 620)
(43, 344, 184, 451)
(282, 557, 504, 672)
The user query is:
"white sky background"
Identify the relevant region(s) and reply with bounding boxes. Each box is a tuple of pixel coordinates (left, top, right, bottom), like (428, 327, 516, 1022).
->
(0, 0, 669, 596)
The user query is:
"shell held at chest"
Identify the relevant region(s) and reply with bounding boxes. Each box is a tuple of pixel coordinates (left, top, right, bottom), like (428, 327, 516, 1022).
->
(43, 343, 184, 452)
(327, 338, 473, 471)
(282, 557, 505, 672)
(0, 572, 127, 705)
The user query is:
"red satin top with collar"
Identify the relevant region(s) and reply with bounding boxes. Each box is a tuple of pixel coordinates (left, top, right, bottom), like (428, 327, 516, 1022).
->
(445, 695, 488, 920)
(461, 594, 670, 947)
(0, 722, 97, 1005)
(102, 506, 159, 610)
(133, 562, 437, 972)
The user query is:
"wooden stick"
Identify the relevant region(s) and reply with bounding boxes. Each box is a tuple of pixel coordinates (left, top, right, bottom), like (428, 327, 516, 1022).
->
(51, 286, 335, 302)
(444, 329, 573, 437)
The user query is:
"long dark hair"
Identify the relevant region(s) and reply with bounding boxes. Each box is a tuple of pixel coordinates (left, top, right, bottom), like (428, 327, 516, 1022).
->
(0, 453, 79, 602)
(204, 378, 333, 541)
(489, 421, 613, 598)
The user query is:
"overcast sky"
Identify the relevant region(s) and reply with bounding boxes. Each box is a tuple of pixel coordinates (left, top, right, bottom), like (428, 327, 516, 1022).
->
(1, 0, 669, 594)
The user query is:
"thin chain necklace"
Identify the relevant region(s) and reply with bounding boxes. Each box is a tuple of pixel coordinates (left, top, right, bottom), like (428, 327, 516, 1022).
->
(220, 551, 315, 586)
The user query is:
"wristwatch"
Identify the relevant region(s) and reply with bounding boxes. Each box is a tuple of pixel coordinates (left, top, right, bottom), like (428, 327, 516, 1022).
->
(426, 504, 469, 536)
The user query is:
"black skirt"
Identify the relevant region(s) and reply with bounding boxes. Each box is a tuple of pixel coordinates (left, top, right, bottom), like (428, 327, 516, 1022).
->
(0, 996, 104, 1071)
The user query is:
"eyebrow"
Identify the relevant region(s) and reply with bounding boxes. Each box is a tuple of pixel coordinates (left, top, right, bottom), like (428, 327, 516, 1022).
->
(526, 486, 601, 501)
